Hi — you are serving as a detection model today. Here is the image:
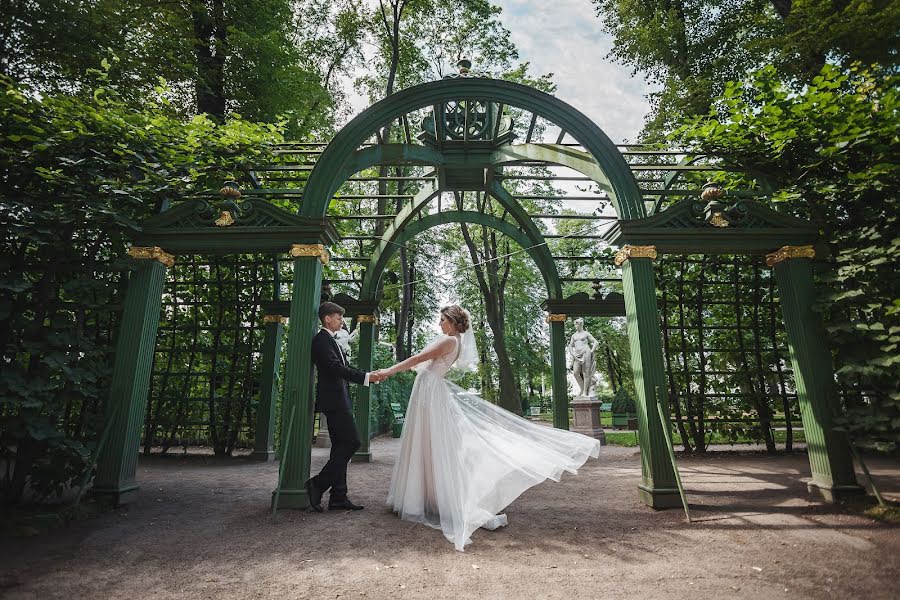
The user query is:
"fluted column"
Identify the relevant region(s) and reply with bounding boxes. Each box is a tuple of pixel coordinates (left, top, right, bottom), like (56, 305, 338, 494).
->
(93, 246, 173, 505)
(272, 244, 327, 509)
(768, 245, 862, 502)
(547, 314, 570, 430)
(253, 314, 286, 461)
(352, 316, 376, 462)
(618, 245, 680, 509)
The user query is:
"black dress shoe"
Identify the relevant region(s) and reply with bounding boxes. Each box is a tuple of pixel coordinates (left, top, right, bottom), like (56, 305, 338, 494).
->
(329, 498, 364, 511)
(305, 478, 324, 512)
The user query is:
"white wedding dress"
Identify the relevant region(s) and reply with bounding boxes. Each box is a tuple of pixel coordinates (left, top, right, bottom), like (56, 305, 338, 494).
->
(387, 335, 601, 551)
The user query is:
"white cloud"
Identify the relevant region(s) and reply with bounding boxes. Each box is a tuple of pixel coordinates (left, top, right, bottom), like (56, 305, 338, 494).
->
(494, 0, 656, 142)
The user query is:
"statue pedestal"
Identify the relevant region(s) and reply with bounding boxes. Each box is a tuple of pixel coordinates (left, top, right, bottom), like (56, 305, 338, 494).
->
(571, 395, 606, 445)
(314, 412, 331, 448)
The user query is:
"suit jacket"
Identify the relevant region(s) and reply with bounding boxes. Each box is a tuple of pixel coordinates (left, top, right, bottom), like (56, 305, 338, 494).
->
(311, 328, 366, 413)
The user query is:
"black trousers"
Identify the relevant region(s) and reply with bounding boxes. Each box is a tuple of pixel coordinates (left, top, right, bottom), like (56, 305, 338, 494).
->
(312, 409, 360, 501)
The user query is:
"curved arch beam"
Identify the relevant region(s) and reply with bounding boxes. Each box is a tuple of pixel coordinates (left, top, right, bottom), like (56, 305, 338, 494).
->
(303, 78, 644, 220)
(490, 143, 617, 197)
(360, 210, 561, 301)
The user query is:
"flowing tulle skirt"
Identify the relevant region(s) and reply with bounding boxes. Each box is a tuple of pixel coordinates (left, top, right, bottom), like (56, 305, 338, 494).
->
(387, 370, 601, 551)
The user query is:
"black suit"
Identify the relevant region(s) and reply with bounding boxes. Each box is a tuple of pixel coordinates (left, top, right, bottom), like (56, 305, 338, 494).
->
(310, 328, 367, 501)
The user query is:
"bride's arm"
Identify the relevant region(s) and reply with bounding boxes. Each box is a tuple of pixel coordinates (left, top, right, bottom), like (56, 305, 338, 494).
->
(383, 337, 456, 376)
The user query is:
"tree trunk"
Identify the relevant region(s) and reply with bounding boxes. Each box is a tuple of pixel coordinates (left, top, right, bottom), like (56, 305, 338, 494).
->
(191, 0, 227, 120)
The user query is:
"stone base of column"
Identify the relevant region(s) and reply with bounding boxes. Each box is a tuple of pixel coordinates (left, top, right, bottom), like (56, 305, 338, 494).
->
(271, 488, 310, 509)
(571, 395, 607, 445)
(314, 413, 331, 448)
(90, 482, 140, 506)
(351, 451, 372, 463)
(807, 480, 866, 503)
(251, 449, 275, 462)
(638, 484, 683, 509)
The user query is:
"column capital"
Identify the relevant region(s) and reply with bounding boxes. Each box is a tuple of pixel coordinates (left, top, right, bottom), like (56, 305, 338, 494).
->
(263, 314, 288, 324)
(127, 246, 175, 268)
(546, 313, 567, 323)
(357, 314, 377, 324)
(289, 243, 330, 265)
(614, 244, 657, 266)
(766, 245, 815, 267)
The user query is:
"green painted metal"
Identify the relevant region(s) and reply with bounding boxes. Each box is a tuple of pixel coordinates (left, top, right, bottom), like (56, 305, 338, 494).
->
(271, 255, 323, 509)
(490, 144, 616, 198)
(548, 320, 569, 430)
(360, 210, 560, 302)
(606, 198, 818, 254)
(352, 320, 376, 462)
(655, 387, 692, 522)
(93, 259, 167, 505)
(620, 257, 681, 509)
(134, 198, 339, 254)
(772, 257, 863, 502)
(253, 318, 285, 462)
(300, 78, 644, 221)
(272, 402, 297, 521)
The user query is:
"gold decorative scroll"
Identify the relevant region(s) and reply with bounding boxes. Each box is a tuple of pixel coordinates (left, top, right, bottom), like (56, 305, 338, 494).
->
(220, 185, 242, 199)
(765, 245, 815, 267)
(263, 315, 288, 324)
(215, 210, 235, 227)
(614, 244, 657, 266)
(127, 246, 175, 268)
(289, 243, 330, 265)
(357, 314, 377, 324)
(546, 313, 567, 323)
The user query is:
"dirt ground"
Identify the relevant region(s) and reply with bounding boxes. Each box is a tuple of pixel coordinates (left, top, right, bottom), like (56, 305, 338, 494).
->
(1, 435, 898, 600)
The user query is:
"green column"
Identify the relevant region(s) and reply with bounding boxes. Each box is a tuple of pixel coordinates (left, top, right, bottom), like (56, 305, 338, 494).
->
(352, 317, 376, 462)
(548, 316, 570, 430)
(769, 246, 862, 502)
(272, 246, 325, 509)
(253, 315, 285, 462)
(619, 246, 680, 509)
(93, 247, 171, 505)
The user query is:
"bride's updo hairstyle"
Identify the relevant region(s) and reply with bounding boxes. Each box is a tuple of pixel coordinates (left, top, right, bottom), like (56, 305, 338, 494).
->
(440, 305, 470, 333)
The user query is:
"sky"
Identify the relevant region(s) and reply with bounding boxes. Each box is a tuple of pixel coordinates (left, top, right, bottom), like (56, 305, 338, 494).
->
(493, 0, 655, 143)
(343, 0, 657, 143)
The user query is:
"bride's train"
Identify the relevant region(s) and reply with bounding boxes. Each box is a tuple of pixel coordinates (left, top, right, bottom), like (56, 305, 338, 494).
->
(387, 366, 601, 551)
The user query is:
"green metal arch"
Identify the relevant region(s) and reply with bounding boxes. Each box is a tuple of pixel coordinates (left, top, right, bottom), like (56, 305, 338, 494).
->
(302, 78, 644, 220)
(360, 210, 562, 301)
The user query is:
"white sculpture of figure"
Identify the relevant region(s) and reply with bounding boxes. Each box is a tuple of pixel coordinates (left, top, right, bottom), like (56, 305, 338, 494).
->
(333, 324, 359, 357)
(568, 318, 599, 397)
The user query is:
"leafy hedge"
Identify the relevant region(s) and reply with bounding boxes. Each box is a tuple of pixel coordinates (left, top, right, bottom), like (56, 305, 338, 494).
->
(0, 76, 283, 504)
(671, 64, 900, 451)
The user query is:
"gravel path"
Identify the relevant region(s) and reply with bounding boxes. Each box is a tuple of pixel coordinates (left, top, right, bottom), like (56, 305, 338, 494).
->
(1, 436, 897, 599)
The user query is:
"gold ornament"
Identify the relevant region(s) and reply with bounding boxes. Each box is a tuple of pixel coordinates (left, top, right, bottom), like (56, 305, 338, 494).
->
(127, 246, 175, 268)
(263, 315, 288, 324)
(215, 210, 235, 227)
(220, 184, 242, 199)
(546, 313, 567, 323)
(765, 245, 815, 267)
(614, 245, 658, 266)
(708, 212, 729, 227)
(289, 243, 330, 265)
(701, 185, 725, 202)
(357, 314, 377, 324)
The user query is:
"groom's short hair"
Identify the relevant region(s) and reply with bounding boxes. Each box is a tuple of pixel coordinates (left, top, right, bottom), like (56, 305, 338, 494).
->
(318, 301, 345, 322)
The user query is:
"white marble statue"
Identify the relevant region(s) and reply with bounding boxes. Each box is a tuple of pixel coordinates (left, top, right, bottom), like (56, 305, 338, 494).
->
(568, 318, 599, 397)
(334, 324, 359, 357)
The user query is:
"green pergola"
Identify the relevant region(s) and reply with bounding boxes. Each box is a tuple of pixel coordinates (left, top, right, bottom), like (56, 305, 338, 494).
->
(92, 76, 862, 511)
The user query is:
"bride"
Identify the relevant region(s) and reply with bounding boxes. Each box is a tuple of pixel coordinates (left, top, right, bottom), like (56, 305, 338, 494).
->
(376, 305, 601, 551)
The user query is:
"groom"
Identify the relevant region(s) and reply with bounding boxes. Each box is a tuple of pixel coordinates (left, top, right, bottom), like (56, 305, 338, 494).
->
(306, 302, 384, 512)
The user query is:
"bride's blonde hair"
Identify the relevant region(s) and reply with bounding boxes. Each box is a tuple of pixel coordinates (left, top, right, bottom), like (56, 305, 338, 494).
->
(440, 305, 470, 333)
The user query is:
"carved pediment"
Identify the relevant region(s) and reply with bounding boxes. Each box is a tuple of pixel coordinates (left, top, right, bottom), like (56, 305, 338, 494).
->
(605, 198, 818, 255)
(132, 199, 338, 254)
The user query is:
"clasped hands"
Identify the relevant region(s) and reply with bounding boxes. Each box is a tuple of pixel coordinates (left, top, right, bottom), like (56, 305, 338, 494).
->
(369, 368, 393, 384)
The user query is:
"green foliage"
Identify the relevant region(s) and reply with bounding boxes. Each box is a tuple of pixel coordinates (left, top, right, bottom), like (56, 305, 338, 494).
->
(611, 388, 635, 414)
(0, 76, 283, 504)
(670, 64, 900, 451)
